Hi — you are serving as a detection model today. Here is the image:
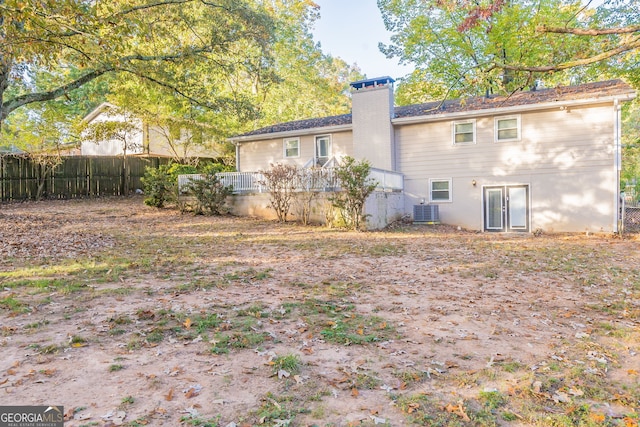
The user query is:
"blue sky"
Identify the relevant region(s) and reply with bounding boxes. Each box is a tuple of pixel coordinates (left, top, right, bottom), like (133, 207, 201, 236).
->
(311, 0, 412, 80)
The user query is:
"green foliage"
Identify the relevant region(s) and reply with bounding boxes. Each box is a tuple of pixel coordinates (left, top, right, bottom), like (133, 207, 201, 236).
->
(622, 102, 640, 201)
(379, 0, 639, 102)
(187, 172, 233, 216)
(328, 156, 377, 231)
(167, 164, 198, 182)
(141, 164, 175, 208)
(1, 0, 278, 130)
(272, 354, 301, 374)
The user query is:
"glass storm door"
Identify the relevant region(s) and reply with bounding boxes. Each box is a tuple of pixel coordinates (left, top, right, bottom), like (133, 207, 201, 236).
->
(484, 185, 529, 232)
(315, 136, 331, 166)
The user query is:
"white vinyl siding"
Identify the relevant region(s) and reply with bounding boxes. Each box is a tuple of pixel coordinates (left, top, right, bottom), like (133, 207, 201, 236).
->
(495, 116, 520, 142)
(283, 138, 300, 158)
(453, 120, 476, 144)
(397, 104, 617, 232)
(238, 131, 353, 172)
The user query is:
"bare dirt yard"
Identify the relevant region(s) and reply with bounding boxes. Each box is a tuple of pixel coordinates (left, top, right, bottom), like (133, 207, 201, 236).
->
(1, 196, 639, 427)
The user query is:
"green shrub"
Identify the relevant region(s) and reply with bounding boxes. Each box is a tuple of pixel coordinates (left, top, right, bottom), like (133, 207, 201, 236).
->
(329, 156, 377, 230)
(141, 164, 175, 208)
(187, 172, 233, 215)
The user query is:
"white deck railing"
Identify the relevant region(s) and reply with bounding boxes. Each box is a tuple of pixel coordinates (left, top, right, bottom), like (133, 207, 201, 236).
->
(178, 167, 403, 194)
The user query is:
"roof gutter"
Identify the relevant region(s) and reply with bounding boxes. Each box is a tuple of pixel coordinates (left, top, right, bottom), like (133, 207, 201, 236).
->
(228, 123, 353, 143)
(391, 93, 637, 126)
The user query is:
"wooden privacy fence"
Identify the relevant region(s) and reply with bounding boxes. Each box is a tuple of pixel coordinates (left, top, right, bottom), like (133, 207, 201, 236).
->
(0, 155, 171, 201)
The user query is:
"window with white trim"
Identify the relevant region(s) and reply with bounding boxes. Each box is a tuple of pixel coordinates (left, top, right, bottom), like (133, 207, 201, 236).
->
(283, 137, 300, 158)
(430, 178, 452, 202)
(495, 116, 520, 142)
(453, 120, 476, 144)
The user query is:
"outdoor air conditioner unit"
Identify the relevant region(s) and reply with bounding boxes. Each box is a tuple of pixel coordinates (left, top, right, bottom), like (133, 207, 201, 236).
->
(413, 204, 440, 224)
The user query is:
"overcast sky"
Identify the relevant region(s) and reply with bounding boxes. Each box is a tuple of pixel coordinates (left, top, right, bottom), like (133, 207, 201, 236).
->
(311, 0, 412, 80)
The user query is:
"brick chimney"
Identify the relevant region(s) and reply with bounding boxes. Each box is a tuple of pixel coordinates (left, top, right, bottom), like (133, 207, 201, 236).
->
(350, 77, 396, 171)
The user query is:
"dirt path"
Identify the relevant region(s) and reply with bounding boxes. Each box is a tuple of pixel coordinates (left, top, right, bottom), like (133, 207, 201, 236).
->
(1, 197, 639, 426)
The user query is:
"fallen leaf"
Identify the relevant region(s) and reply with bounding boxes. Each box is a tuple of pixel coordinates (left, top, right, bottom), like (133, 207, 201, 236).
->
(165, 388, 174, 401)
(628, 369, 638, 376)
(184, 318, 192, 329)
(183, 384, 202, 398)
(589, 413, 606, 423)
(568, 388, 584, 397)
(407, 402, 420, 413)
(351, 387, 359, 397)
(445, 401, 471, 422)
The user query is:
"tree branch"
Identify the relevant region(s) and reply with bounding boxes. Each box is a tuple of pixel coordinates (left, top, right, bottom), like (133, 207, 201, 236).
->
(538, 24, 640, 36)
(2, 68, 112, 120)
(498, 35, 640, 72)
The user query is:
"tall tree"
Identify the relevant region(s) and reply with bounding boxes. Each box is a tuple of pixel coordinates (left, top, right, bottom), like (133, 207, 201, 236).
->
(0, 0, 277, 130)
(253, 0, 363, 126)
(378, 0, 639, 101)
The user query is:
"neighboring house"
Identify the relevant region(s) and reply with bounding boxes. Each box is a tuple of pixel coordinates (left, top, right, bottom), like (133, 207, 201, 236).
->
(81, 103, 220, 159)
(228, 77, 636, 233)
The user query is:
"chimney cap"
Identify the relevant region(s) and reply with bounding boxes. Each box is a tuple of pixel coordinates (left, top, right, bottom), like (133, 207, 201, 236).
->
(350, 76, 395, 90)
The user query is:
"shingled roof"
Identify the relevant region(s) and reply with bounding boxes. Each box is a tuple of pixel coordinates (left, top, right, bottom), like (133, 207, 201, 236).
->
(233, 80, 634, 139)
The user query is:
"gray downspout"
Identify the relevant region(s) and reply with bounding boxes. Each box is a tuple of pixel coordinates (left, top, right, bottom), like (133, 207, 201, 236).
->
(234, 142, 240, 172)
(614, 99, 621, 233)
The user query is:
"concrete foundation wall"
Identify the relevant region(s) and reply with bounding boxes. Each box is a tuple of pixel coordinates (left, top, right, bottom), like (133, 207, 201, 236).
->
(227, 191, 405, 229)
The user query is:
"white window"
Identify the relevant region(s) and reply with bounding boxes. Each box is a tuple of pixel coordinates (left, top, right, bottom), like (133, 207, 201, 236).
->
(453, 120, 476, 144)
(495, 116, 520, 142)
(315, 135, 331, 166)
(283, 138, 300, 158)
(430, 178, 452, 202)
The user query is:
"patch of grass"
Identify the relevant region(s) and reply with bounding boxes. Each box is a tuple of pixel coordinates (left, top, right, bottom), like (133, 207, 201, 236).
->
(145, 329, 164, 343)
(235, 304, 269, 318)
(367, 242, 406, 257)
(478, 390, 507, 410)
(120, 395, 134, 405)
(0, 296, 28, 313)
(178, 415, 220, 426)
(394, 394, 466, 426)
(210, 334, 230, 354)
(228, 331, 266, 349)
(193, 313, 222, 334)
(500, 361, 524, 373)
(272, 354, 301, 375)
(109, 364, 124, 372)
(353, 372, 382, 390)
(24, 320, 49, 329)
(250, 392, 309, 425)
(393, 369, 428, 387)
(126, 337, 144, 351)
(39, 344, 61, 354)
(70, 335, 86, 344)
